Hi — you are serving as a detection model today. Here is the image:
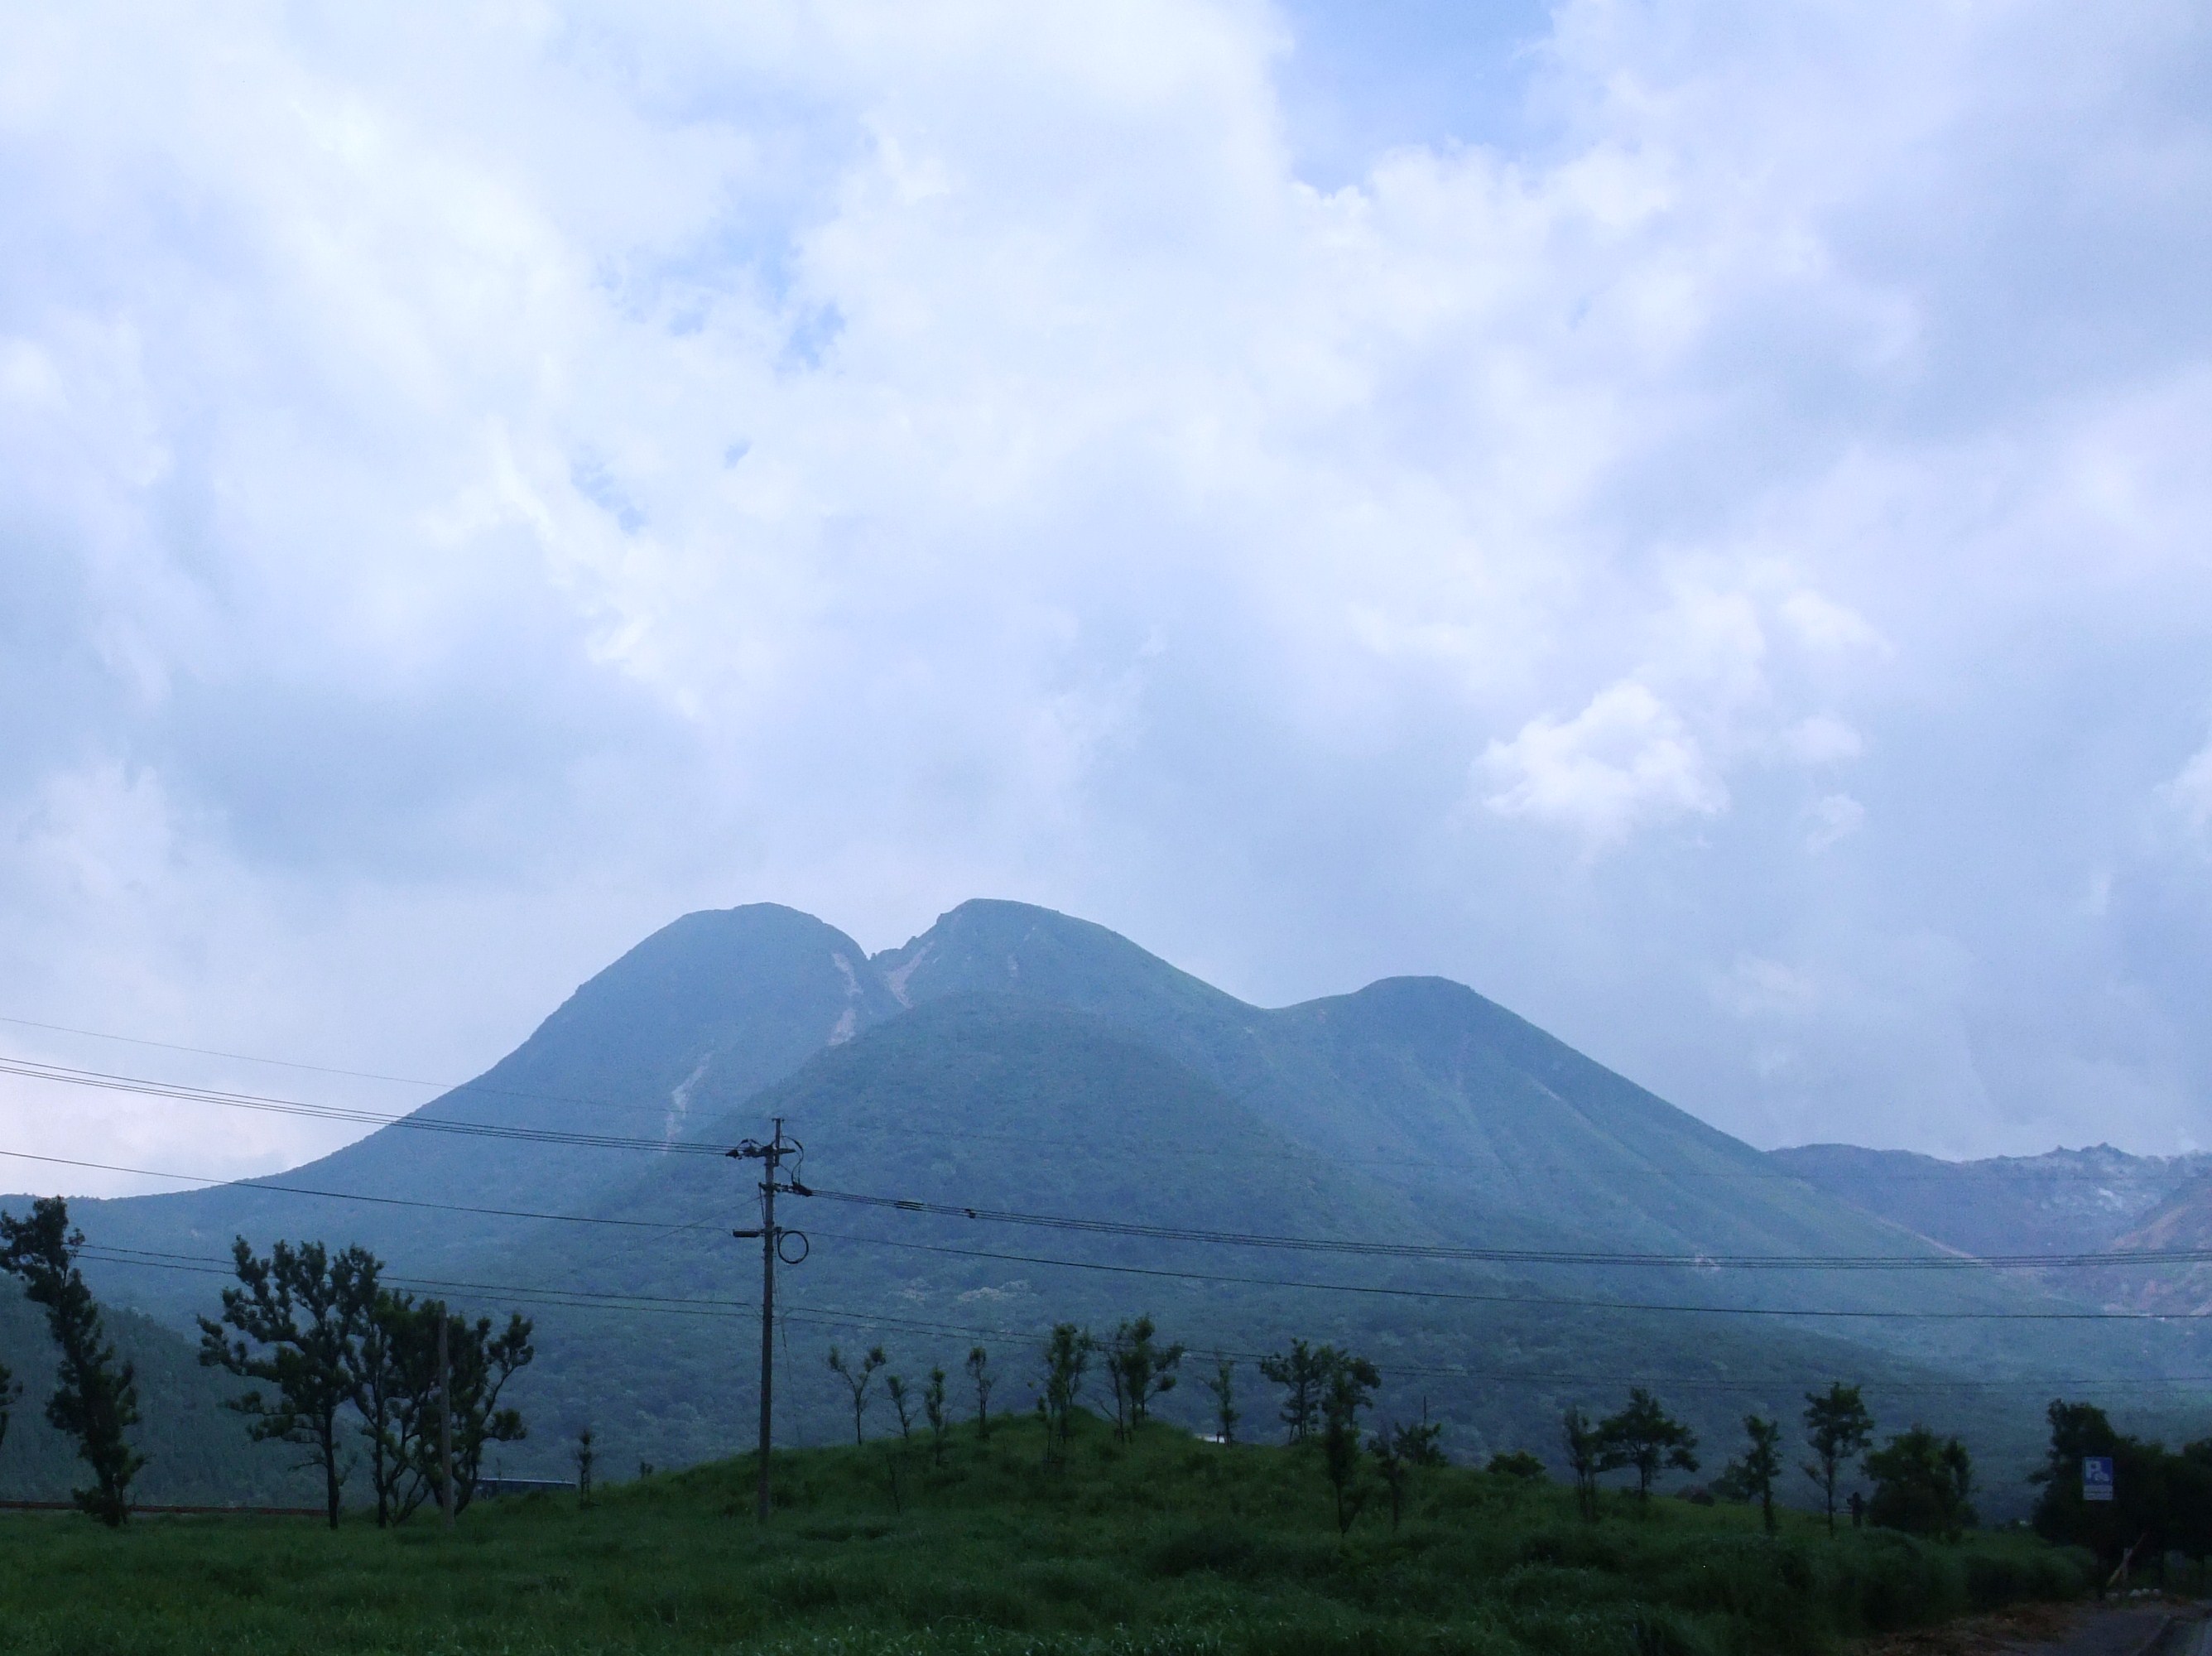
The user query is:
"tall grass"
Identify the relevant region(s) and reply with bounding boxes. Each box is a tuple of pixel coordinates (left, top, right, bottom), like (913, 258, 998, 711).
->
(0, 1413, 2088, 1655)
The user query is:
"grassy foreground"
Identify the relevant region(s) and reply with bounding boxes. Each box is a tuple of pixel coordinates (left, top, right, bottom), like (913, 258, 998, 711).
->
(0, 1415, 2089, 1656)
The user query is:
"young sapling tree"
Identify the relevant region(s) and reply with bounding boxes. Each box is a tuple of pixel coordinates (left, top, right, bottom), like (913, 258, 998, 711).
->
(827, 1345, 887, 1447)
(1598, 1389, 1700, 1505)
(965, 1346, 995, 1439)
(924, 1367, 949, 1466)
(1803, 1382, 1875, 1534)
(1203, 1355, 1239, 1445)
(1320, 1349, 1381, 1534)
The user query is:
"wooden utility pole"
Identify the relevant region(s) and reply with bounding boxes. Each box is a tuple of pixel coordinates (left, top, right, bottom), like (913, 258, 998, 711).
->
(438, 1312, 454, 1530)
(729, 1119, 807, 1524)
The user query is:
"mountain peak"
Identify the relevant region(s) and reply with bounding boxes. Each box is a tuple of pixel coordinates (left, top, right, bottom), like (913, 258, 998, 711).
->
(873, 898, 1244, 1020)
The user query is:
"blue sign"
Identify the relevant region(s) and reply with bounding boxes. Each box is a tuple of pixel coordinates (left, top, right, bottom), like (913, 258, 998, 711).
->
(2083, 1456, 2115, 1502)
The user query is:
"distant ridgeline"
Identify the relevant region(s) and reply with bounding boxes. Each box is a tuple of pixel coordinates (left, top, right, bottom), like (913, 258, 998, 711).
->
(7, 899, 2209, 1514)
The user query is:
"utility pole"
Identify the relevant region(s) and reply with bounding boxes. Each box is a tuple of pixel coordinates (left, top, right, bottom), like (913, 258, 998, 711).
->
(438, 1310, 454, 1530)
(730, 1119, 808, 1524)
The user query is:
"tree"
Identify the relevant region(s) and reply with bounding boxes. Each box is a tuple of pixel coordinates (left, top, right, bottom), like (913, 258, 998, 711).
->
(0, 1359, 17, 1453)
(1258, 1339, 1329, 1443)
(575, 1427, 594, 1508)
(1802, 1382, 1874, 1534)
(0, 1197, 144, 1525)
(965, 1346, 995, 1439)
(1865, 1425, 1975, 1540)
(1599, 1388, 1699, 1504)
(1562, 1405, 1604, 1520)
(1202, 1355, 1239, 1445)
(1106, 1315, 1184, 1442)
(1719, 1415, 1783, 1534)
(1369, 1417, 1444, 1530)
(924, 1368, 950, 1466)
(886, 1373, 915, 1441)
(348, 1288, 410, 1527)
(364, 1296, 533, 1521)
(1320, 1349, 1381, 1534)
(1038, 1323, 1094, 1461)
(197, 1237, 379, 1528)
(1488, 1450, 1546, 1481)
(827, 1345, 886, 1447)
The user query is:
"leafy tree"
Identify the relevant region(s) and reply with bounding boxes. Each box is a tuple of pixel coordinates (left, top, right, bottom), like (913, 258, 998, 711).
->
(1802, 1382, 1873, 1533)
(197, 1237, 379, 1528)
(1106, 1315, 1184, 1442)
(348, 1288, 411, 1527)
(367, 1296, 533, 1520)
(2028, 1399, 2172, 1566)
(1488, 1450, 1546, 1480)
(1598, 1388, 1699, 1504)
(924, 1368, 950, 1466)
(827, 1345, 887, 1447)
(1865, 1424, 1975, 1540)
(1202, 1355, 1239, 1445)
(0, 1359, 17, 1453)
(886, 1373, 915, 1441)
(965, 1346, 995, 1439)
(1258, 1339, 1329, 1443)
(1717, 1414, 1783, 1534)
(1038, 1323, 1094, 1461)
(1562, 1405, 1604, 1520)
(1369, 1417, 1444, 1530)
(2172, 1442, 2212, 1563)
(1320, 1349, 1381, 1534)
(0, 1197, 144, 1525)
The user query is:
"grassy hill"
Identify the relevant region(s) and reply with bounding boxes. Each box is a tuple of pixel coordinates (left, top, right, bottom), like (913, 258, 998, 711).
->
(0, 1413, 2093, 1656)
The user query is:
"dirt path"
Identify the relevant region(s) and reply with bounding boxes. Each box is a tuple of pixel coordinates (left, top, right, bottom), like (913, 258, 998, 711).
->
(1861, 1601, 2202, 1656)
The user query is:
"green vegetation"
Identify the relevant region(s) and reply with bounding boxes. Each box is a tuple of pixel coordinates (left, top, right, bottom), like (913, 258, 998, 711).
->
(1, 1197, 145, 1524)
(65, 900, 2199, 1504)
(0, 1412, 2090, 1656)
(2031, 1398, 2212, 1572)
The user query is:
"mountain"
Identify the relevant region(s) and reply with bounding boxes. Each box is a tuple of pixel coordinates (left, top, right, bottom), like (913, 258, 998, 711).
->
(0, 1284, 315, 1507)
(19, 898, 2206, 1511)
(63, 903, 897, 1274)
(1768, 1143, 2210, 1259)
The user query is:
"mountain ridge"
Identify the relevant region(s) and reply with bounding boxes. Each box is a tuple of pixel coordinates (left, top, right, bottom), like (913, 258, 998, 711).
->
(9, 898, 2202, 1508)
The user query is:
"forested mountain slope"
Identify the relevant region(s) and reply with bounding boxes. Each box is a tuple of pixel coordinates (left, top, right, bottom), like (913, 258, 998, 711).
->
(18, 899, 2204, 1506)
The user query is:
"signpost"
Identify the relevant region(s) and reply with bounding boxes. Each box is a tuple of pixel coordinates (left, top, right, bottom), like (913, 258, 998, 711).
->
(2082, 1455, 2115, 1503)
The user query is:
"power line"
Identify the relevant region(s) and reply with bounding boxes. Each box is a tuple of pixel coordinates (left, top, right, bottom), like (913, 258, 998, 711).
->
(802, 1187, 2212, 1273)
(9, 1013, 2206, 1189)
(0, 1057, 726, 1157)
(12, 1134, 2212, 1283)
(806, 1229, 2212, 1321)
(0, 1148, 716, 1232)
(70, 1244, 2212, 1400)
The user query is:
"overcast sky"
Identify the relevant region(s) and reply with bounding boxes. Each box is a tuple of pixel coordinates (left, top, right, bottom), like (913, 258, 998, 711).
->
(3, 1, 2210, 1192)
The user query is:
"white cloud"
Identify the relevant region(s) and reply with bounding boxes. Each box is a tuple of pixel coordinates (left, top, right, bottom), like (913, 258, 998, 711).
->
(1804, 792, 1865, 851)
(1782, 715, 1864, 767)
(1480, 681, 1728, 845)
(2168, 736, 2212, 837)
(0, 0, 2207, 1172)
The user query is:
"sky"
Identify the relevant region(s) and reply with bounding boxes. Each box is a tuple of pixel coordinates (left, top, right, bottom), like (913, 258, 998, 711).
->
(2, 0, 2210, 1193)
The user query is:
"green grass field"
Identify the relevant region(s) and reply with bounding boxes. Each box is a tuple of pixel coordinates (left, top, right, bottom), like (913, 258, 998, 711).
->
(0, 1415, 2091, 1656)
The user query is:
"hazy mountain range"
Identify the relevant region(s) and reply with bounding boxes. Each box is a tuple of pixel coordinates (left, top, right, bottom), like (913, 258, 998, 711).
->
(4, 900, 2207, 1512)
